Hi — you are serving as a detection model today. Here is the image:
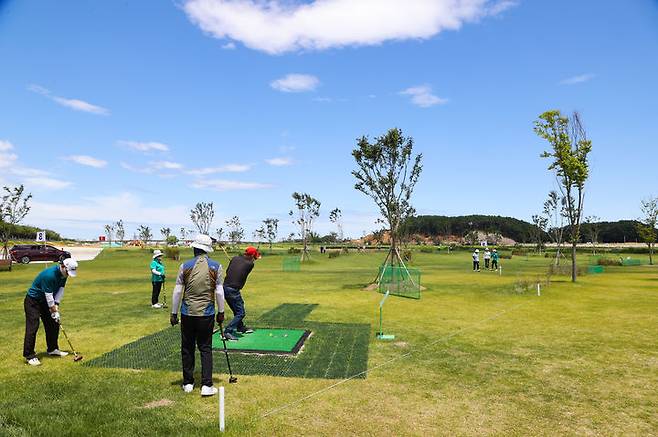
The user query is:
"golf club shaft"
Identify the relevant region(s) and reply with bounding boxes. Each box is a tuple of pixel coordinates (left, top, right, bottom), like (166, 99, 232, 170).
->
(218, 322, 235, 380)
(60, 325, 80, 358)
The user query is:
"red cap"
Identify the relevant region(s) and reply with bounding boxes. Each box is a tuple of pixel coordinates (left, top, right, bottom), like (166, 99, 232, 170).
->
(245, 246, 261, 259)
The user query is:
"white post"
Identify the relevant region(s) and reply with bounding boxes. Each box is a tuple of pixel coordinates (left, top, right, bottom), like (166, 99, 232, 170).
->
(537, 283, 541, 296)
(219, 386, 225, 432)
(499, 265, 502, 276)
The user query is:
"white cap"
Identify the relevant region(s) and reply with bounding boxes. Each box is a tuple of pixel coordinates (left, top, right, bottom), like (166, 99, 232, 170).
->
(152, 249, 163, 259)
(63, 258, 78, 277)
(475, 249, 479, 253)
(191, 234, 214, 253)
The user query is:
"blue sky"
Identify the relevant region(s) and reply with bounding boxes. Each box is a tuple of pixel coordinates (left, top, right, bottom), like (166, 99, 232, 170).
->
(1, 0, 657, 240)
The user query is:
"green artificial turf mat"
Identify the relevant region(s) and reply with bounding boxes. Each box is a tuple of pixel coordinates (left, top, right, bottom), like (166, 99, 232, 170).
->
(212, 328, 310, 354)
(85, 303, 370, 379)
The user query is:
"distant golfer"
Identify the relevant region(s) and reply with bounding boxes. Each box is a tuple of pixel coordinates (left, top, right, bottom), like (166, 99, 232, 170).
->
(491, 249, 499, 271)
(484, 248, 491, 270)
(222, 246, 260, 341)
(472, 249, 480, 272)
(23, 258, 78, 366)
(150, 249, 165, 308)
(170, 234, 224, 396)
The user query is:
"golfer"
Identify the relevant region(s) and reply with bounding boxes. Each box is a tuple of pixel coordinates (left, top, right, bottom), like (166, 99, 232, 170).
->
(491, 249, 499, 271)
(23, 258, 78, 366)
(472, 249, 480, 272)
(170, 234, 224, 396)
(484, 248, 491, 270)
(222, 246, 260, 341)
(150, 249, 165, 308)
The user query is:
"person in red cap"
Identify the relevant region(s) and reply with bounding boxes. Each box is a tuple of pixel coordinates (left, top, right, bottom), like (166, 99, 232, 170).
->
(222, 246, 260, 341)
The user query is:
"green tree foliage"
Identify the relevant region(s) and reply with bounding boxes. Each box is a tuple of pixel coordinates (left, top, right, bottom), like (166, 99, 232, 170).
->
(263, 218, 279, 252)
(190, 202, 214, 235)
(137, 225, 152, 244)
(535, 110, 592, 282)
(1, 185, 33, 245)
(290, 193, 320, 261)
(352, 128, 422, 261)
(104, 224, 115, 244)
(404, 215, 535, 243)
(160, 227, 171, 241)
(225, 216, 244, 247)
(636, 197, 658, 265)
(115, 220, 125, 241)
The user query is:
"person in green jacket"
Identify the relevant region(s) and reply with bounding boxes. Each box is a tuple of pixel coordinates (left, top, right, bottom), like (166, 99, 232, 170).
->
(150, 250, 166, 308)
(491, 249, 499, 271)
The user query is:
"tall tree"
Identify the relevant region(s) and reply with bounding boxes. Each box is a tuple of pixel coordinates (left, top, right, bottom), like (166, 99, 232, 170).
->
(535, 110, 592, 282)
(263, 218, 279, 252)
(289, 192, 320, 261)
(190, 202, 214, 235)
(104, 224, 115, 245)
(1, 184, 32, 248)
(329, 208, 344, 242)
(138, 225, 152, 244)
(115, 220, 125, 242)
(584, 215, 601, 255)
(531, 214, 548, 253)
(636, 196, 658, 265)
(160, 227, 171, 242)
(543, 191, 567, 265)
(225, 216, 244, 247)
(215, 227, 225, 245)
(352, 128, 422, 271)
(252, 226, 266, 249)
(180, 227, 187, 241)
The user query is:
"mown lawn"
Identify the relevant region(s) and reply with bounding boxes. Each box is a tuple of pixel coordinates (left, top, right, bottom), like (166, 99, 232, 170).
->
(0, 248, 656, 436)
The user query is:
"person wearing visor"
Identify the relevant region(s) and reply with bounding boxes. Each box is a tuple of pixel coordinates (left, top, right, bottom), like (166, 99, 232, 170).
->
(222, 246, 260, 341)
(150, 249, 166, 308)
(23, 257, 78, 366)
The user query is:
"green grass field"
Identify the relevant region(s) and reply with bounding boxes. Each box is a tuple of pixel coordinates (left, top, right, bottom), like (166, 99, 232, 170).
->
(1, 248, 657, 436)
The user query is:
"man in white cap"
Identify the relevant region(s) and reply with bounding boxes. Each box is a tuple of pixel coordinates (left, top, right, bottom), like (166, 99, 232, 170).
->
(23, 257, 78, 366)
(472, 249, 480, 272)
(150, 249, 166, 308)
(170, 234, 225, 396)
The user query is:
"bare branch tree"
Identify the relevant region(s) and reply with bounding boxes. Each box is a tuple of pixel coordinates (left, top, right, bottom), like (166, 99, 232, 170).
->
(225, 216, 244, 247)
(637, 196, 658, 265)
(190, 202, 214, 235)
(543, 191, 567, 265)
(138, 225, 152, 244)
(115, 220, 125, 242)
(289, 193, 320, 261)
(263, 218, 279, 252)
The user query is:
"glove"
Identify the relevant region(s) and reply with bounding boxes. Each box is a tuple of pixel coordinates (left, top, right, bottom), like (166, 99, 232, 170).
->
(170, 313, 179, 326)
(216, 312, 225, 324)
(51, 311, 61, 324)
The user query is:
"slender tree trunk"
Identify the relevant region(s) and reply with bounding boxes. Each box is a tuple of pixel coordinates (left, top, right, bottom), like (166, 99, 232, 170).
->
(650, 244, 654, 265)
(571, 242, 577, 282)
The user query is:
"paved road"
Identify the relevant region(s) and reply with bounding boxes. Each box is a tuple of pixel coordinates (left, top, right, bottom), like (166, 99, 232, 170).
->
(27, 246, 103, 264)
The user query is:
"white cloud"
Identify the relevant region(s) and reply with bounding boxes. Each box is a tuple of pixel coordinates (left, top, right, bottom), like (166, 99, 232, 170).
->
(151, 160, 184, 170)
(28, 84, 109, 115)
(118, 140, 170, 153)
(0, 140, 14, 152)
(266, 157, 293, 166)
(186, 164, 252, 176)
(271, 74, 320, 92)
(559, 73, 595, 85)
(121, 162, 154, 174)
(63, 155, 108, 168)
(10, 167, 50, 177)
(192, 179, 273, 191)
(24, 177, 72, 190)
(29, 192, 190, 227)
(399, 85, 448, 108)
(183, 0, 515, 55)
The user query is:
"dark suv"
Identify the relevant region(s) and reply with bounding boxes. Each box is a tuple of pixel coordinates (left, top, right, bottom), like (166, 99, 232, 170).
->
(9, 245, 71, 264)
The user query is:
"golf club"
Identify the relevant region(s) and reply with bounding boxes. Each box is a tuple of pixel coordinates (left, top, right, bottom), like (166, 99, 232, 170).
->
(60, 324, 83, 362)
(161, 280, 168, 309)
(218, 322, 237, 383)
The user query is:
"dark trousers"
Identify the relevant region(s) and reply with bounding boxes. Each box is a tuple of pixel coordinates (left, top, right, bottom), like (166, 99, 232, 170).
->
(23, 296, 59, 359)
(492, 260, 498, 270)
(181, 315, 214, 387)
(224, 286, 246, 334)
(473, 261, 480, 271)
(151, 281, 163, 305)
(485, 259, 490, 269)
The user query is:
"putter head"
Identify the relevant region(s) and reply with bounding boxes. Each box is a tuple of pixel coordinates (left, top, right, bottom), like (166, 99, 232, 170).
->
(229, 376, 238, 384)
(73, 355, 83, 362)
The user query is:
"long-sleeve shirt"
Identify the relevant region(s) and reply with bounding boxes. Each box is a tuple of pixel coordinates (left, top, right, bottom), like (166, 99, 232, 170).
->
(150, 259, 165, 283)
(224, 255, 254, 290)
(26, 266, 67, 307)
(472, 252, 479, 262)
(171, 255, 224, 316)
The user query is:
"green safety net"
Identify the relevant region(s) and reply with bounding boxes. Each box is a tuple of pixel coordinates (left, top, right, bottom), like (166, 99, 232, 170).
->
(587, 265, 604, 274)
(621, 258, 642, 266)
(378, 265, 421, 299)
(282, 256, 301, 272)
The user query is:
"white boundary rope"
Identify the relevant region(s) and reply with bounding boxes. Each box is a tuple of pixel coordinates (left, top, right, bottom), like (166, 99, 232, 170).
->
(260, 302, 526, 419)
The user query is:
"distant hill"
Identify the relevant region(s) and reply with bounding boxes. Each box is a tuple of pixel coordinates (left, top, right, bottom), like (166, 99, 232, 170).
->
(405, 215, 647, 244)
(0, 221, 62, 242)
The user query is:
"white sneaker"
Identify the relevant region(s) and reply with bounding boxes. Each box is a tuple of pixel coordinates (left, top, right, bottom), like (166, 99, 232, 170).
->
(182, 384, 194, 393)
(27, 357, 41, 366)
(152, 303, 163, 309)
(200, 385, 218, 397)
(48, 349, 69, 357)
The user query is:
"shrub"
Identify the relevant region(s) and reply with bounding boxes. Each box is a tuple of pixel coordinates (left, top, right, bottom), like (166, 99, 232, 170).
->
(164, 247, 180, 261)
(547, 264, 588, 276)
(341, 247, 350, 254)
(328, 251, 340, 259)
(597, 257, 621, 266)
(420, 247, 434, 253)
(288, 247, 301, 254)
(511, 249, 528, 256)
(499, 252, 513, 260)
